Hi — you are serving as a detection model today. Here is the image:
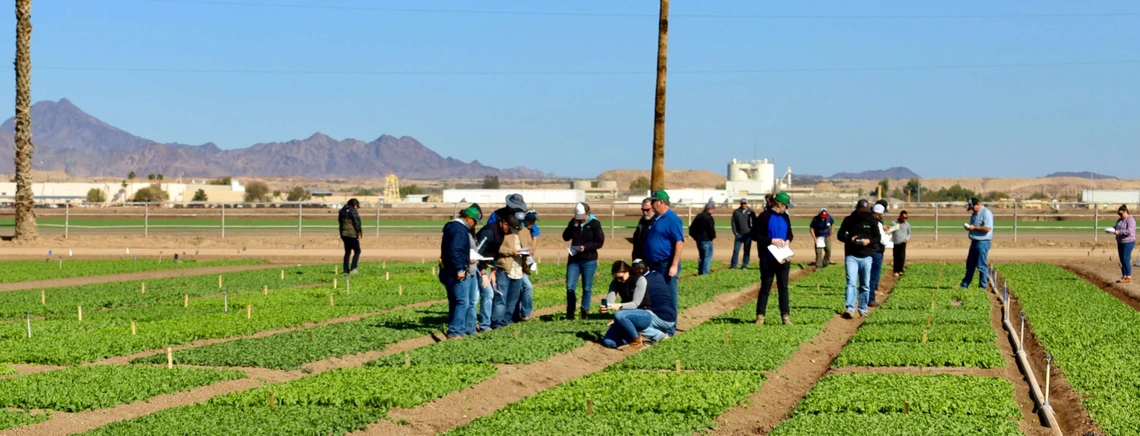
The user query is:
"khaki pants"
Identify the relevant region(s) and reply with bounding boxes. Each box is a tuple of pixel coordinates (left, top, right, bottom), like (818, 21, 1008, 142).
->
(814, 237, 832, 268)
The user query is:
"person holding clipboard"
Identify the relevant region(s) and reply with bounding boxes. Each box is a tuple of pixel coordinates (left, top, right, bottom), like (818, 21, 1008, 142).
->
(751, 192, 795, 326)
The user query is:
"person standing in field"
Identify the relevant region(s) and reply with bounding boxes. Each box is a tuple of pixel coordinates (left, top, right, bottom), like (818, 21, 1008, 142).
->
(439, 204, 482, 339)
(485, 193, 527, 226)
(752, 192, 795, 325)
(689, 199, 717, 275)
(1112, 205, 1135, 283)
(809, 208, 834, 269)
(491, 213, 530, 329)
(515, 210, 540, 321)
(338, 198, 363, 275)
(475, 209, 513, 332)
(867, 200, 891, 307)
(643, 190, 684, 322)
(892, 211, 912, 277)
(731, 198, 753, 269)
(838, 199, 880, 318)
(961, 198, 994, 290)
(631, 198, 654, 261)
(563, 203, 605, 320)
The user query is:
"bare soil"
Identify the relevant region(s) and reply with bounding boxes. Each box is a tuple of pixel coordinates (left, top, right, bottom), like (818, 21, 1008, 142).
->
(986, 288, 1053, 436)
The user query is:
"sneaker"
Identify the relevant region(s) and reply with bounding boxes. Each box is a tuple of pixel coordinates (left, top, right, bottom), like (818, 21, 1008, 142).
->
(755, 315, 765, 326)
(781, 314, 793, 325)
(858, 311, 868, 318)
(841, 310, 854, 320)
(349, 269, 359, 275)
(627, 335, 646, 350)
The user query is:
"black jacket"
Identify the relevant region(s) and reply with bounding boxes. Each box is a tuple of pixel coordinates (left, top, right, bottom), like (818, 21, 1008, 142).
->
(750, 209, 793, 249)
(338, 205, 362, 238)
(475, 221, 506, 269)
(688, 211, 717, 242)
(562, 217, 605, 262)
(837, 212, 881, 258)
(631, 216, 653, 261)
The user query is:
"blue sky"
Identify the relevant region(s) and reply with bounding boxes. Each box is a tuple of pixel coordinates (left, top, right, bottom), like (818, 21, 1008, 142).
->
(0, 0, 1137, 179)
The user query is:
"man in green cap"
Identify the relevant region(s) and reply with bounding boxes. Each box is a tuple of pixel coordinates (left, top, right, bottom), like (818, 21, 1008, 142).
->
(440, 204, 483, 338)
(643, 190, 684, 334)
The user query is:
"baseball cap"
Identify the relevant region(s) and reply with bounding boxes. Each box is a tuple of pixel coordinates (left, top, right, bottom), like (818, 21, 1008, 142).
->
(574, 203, 588, 220)
(524, 209, 538, 222)
(872, 204, 886, 214)
(514, 210, 527, 223)
(505, 193, 527, 211)
(740, 198, 748, 204)
(505, 213, 522, 231)
(705, 198, 716, 209)
(651, 190, 670, 202)
(966, 198, 981, 210)
(820, 207, 827, 212)
(855, 199, 871, 213)
(462, 204, 483, 222)
(774, 192, 794, 208)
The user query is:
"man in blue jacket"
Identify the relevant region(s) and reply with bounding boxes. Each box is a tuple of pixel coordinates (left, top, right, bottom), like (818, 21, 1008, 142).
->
(439, 204, 482, 339)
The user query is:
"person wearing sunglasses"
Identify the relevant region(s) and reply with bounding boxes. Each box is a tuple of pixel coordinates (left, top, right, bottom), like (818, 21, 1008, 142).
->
(631, 198, 655, 261)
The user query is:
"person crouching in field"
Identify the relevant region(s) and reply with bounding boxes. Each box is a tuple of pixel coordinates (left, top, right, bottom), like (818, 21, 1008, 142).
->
(1113, 205, 1136, 283)
(601, 261, 676, 350)
(439, 204, 482, 339)
(338, 199, 363, 275)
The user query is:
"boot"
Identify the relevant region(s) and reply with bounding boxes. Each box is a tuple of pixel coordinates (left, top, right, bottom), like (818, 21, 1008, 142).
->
(782, 314, 793, 325)
(628, 334, 646, 350)
(754, 315, 764, 326)
(580, 308, 589, 320)
(565, 307, 575, 321)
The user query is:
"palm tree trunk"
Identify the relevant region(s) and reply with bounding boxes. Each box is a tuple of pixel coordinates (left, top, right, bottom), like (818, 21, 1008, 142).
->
(13, 0, 38, 241)
(650, 0, 668, 192)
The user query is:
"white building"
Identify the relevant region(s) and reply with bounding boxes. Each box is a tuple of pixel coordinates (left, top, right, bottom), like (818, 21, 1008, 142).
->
(1080, 190, 1140, 205)
(442, 189, 585, 205)
(725, 158, 777, 196)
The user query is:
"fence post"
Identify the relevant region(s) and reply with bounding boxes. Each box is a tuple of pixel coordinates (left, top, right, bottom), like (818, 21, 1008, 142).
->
(933, 204, 939, 241)
(64, 204, 70, 239)
(1094, 204, 1099, 243)
(687, 204, 693, 225)
(610, 202, 616, 236)
(221, 203, 226, 239)
(144, 203, 149, 238)
(298, 203, 303, 237)
(375, 203, 380, 238)
(1013, 202, 1018, 242)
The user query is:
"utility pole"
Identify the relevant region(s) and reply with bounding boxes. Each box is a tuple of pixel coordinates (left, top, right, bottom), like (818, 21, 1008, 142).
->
(650, 0, 669, 192)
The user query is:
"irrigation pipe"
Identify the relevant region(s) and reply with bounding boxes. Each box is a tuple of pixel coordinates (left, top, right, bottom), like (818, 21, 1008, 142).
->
(1000, 278, 1063, 436)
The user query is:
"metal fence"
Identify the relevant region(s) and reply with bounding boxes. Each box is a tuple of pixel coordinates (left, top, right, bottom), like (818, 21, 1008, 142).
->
(2, 200, 1135, 241)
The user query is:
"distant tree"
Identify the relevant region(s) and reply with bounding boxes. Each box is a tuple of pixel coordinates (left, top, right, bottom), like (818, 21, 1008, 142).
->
(1028, 192, 1049, 201)
(877, 179, 890, 197)
(86, 188, 107, 203)
(272, 190, 282, 200)
(208, 177, 233, 186)
(354, 188, 377, 196)
(128, 171, 136, 180)
(984, 191, 1010, 202)
(156, 174, 164, 181)
(857, 187, 865, 197)
(131, 186, 169, 203)
(286, 186, 311, 201)
(399, 184, 425, 197)
(147, 173, 156, 181)
(121, 180, 128, 188)
(902, 178, 921, 200)
(715, 183, 726, 190)
(244, 181, 271, 202)
(192, 189, 208, 202)
(629, 176, 651, 192)
(482, 175, 501, 189)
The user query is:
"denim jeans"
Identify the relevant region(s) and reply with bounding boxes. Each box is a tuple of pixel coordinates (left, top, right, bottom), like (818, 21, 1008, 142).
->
(961, 240, 991, 289)
(491, 270, 522, 329)
(1119, 242, 1135, 277)
(566, 260, 598, 314)
(648, 261, 680, 334)
(441, 272, 474, 338)
(868, 251, 884, 304)
(697, 241, 714, 275)
(478, 277, 494, 331)
(601, 309, 676, 348)
(464, 272, 479, 335)
(731, 234, 752, 269)
(845, 255, 873, 313)
(515, 274, 534, 321)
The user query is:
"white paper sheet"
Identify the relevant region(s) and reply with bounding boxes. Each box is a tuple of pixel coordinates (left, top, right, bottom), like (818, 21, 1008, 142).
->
(815, 237, 826, 248)
(768, 244, 794, 263)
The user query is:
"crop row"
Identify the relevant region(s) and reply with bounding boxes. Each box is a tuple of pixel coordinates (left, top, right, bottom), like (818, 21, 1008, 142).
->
(0, 259, 265, 284)
(80, 268, 753, 435)
(0, 409, 50, 431)
(1, 275, 448, 365)
(771, 374, 1022, 436)
(835, 264, 1004, 368)
(1000, 263, 1140, 436)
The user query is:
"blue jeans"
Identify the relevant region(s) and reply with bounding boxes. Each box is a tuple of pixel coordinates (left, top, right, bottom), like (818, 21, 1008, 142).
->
(647, 260, 680, 335)
(566, 260, 598, 314)
(1119, 242, 1135, 277)
(731, 234, 752, 269)
(516, 275, 534, 321)
(845, 255, 873, 313)
(601, 310, 676, 348)
(463, 272, 479, 335)
(697, 241, 714, 275)
(868, 251, 884, 304)
(491, 270, 522, 329)
(961, 240, 991, 289)
(441, 272, 474, 337)
(478, 277, 493, 331)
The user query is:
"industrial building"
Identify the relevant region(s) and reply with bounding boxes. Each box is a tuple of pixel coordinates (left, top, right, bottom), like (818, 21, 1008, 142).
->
(725, 158, 794, 197)
(0, 179, 249, 205)
(1080, 190, 1140, 207)
(442, 189, 585, 205)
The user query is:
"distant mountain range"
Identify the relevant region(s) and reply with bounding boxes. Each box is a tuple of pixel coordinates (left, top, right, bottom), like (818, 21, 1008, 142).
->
(796, 167, 922, 181)
(0, 99, 552, 179)
(1043, 171, 1118, 180)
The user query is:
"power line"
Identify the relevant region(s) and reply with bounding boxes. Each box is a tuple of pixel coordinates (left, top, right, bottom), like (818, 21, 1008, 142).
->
(37, 59, 1140, 77)
(143, 0, 1140, 19)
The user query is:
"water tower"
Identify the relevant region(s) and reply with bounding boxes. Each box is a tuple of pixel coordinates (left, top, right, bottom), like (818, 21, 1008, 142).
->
(725, 158, 776, 195)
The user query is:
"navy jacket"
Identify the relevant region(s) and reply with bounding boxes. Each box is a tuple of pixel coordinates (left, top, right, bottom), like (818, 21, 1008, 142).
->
(440, 220, 471, 274)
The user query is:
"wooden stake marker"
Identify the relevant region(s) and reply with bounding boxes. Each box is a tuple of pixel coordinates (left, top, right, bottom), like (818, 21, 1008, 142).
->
(675, 360, 682, 373)
(40, 290, 45, 305)
(931, 299, 937, 311)
(386, 271, 390, 281)
(263, 285, 268, 295)
(921, 330, 928, 344)
(280, 270, 285, 280)
(334, 265, 338, 275)
(724, 331, 729, 344)
(404, 352, 410, 368)
(218, 275, 223, 289)
(77, 306, 83, 321)
(131, 321, 137, 336)
(184, 294, 189, 308)
(926, 314, 933, 325)
(398, 285, 403, 296)
(329, 294, 335, 306)
(166, 347, 173, 369)
(904, 401, 911, 414)
(383, 260, 386, 269)
(333, 278, 338, 289)
(268, 391, 276, 408)
(513, 327, 519, 339)
(308, 331, 313, 341)
(587, 398, 594, 415)
(247, 305, 252, 320)
(141, 282, 146, 294)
